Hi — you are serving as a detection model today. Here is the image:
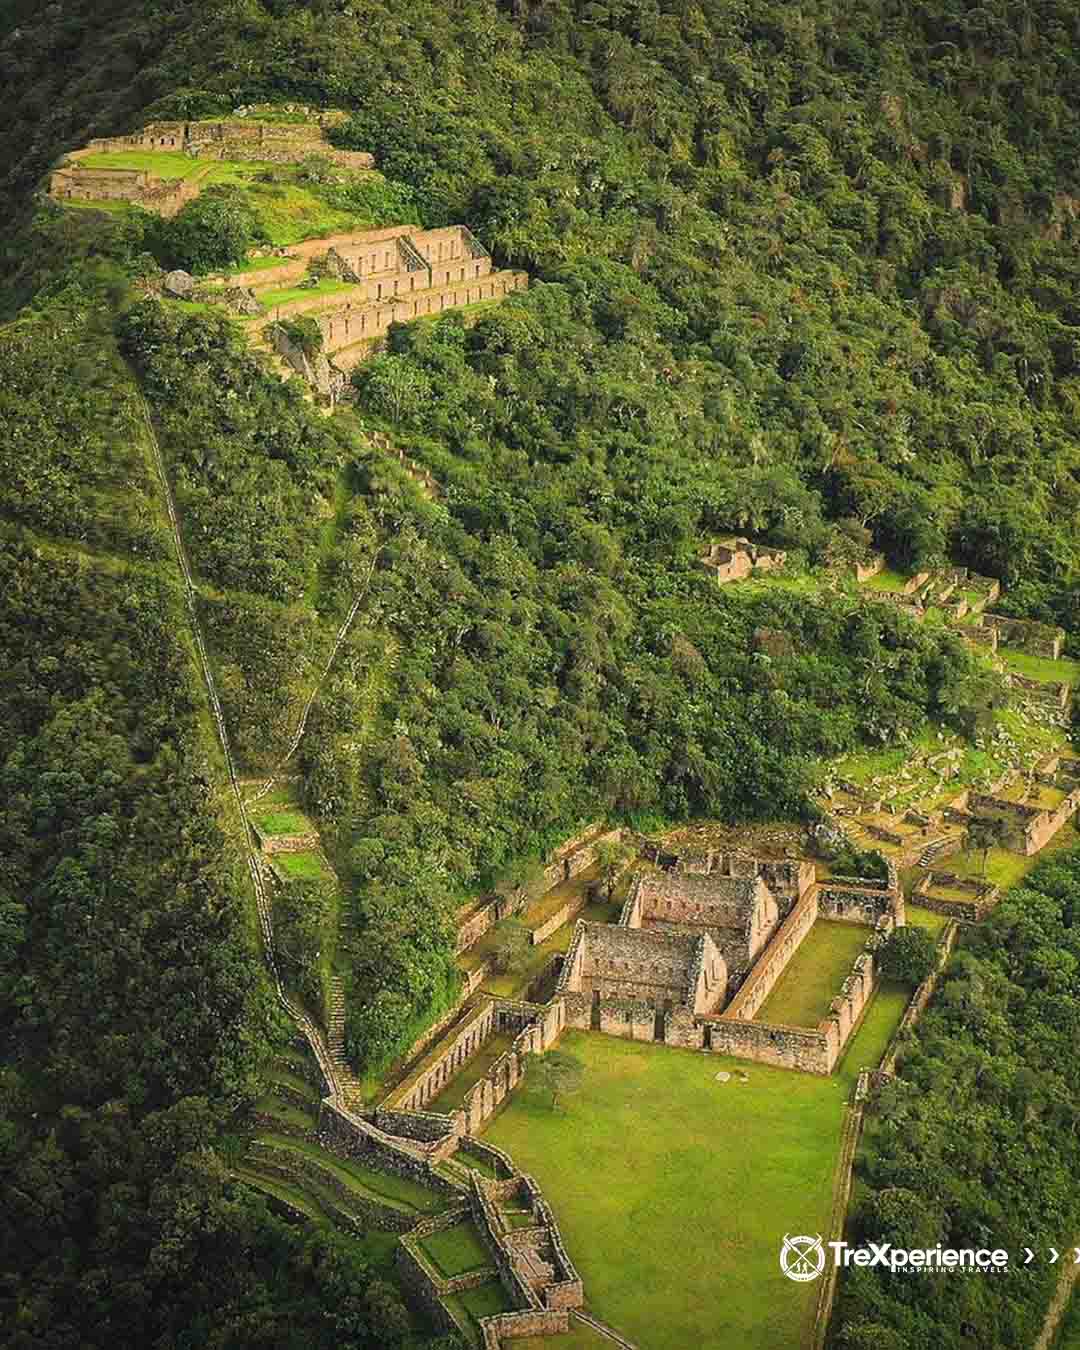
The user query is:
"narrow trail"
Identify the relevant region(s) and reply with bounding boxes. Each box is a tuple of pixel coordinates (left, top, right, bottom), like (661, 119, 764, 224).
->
(140, 394, 350, 1100)
(1034, 1246, 1080, 1350)
(245, 548, 381, 809)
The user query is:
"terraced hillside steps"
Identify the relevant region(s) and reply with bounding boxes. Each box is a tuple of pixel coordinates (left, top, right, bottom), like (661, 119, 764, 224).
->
(918, 834, 962, 868)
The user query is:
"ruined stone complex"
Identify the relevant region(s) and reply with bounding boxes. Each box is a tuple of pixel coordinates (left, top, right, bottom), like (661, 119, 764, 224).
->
(48, 124, 530, 392)
(698, 536, 787, 585)
(49, 118, 373, 214)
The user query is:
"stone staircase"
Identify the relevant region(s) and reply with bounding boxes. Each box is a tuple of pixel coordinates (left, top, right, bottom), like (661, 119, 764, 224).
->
(917, 834, 961, 868)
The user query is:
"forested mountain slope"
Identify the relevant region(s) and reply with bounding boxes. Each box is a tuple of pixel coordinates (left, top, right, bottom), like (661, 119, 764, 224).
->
(2, 1, 1080, 1346)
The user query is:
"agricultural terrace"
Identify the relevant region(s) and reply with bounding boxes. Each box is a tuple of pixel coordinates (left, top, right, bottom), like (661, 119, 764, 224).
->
(485, 1009, 907, 1350)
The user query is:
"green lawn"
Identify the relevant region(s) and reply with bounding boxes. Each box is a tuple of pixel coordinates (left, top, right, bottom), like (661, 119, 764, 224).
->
(258, 277, 359, 309)
(862, 567, 914, 592)
(486, 1031, 846, 1349)
(253, 808, 313, 835)
(524, 862, 603, 929)
(999, 647, 1080, 687)
(443, 1279, 515, 1334)
(79, 150, 264, 181)
(906, 905, 951, 936)
(428, 1032, 515, 1112)
(514, 1325, 615, 1350)
(419, 1220, 492, 1277)
(836, 981, 912, 1080)
(757, 921, 871, 1027)
(253, 1095, 317, 1132)
(272, 850, 332, 881)
(947, 847, 1038, 890)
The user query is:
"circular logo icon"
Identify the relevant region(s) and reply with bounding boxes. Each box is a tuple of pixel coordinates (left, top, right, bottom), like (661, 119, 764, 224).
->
(781, 1234, 826, 1282)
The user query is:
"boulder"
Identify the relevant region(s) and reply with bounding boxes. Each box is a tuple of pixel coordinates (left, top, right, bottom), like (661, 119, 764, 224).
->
(163, 269, 195, 298)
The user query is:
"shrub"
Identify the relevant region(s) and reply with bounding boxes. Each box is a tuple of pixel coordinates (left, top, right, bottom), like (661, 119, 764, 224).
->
(164, 186, 262, 273)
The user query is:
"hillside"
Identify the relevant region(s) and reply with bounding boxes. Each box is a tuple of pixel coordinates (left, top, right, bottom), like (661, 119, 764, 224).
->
(2, 2, 1080, 1347)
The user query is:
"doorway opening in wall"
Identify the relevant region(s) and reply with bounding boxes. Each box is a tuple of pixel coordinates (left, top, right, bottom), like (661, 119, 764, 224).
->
(591, 990, 602, 1032)
(653, 1004, 666, 1041)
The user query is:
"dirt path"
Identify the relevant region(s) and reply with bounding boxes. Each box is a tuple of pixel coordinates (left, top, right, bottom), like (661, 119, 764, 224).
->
(1034, 1247, 1080, 1350)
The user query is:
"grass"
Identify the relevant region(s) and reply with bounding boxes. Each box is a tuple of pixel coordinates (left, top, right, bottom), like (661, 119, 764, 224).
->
(256, 1133, 446, 1213)
(999, 647, 1080, 687)
(905, 905, 951, 936)
(514, 1325, 616, 1350)
(428, 1032, 516, 1112)
(79, 150, 269, 181)
(862, 567, 914, 592)
(836, 981, 912, 1079)
(947, 821, 1079, 890)
(947, 847, 1039, 890)
(756, 921, 872, 1027)
(258, 277, 359, 309)
(254, 1095, 317, 1131)
(418, 1220, 492, 1277)
(272, 850, 332, 881)
(442, 1279, 516, 1336)
(268, 1066, 320, 1101)
(524, 863, 604, 930)
(252, 808, 313, 836)
(485, 1029, 877, 1350)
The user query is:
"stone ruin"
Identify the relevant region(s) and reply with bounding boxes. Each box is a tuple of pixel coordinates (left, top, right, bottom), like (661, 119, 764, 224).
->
(698, 536, 787, 585)
(49, 118, 373, 215)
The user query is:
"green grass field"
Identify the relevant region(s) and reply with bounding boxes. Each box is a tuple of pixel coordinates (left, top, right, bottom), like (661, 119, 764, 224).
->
(484, 1014, 904, 1350)
(906, 905, 951, 936)
(862, 567, 914, 592)
(419, 1220, 492, 1277)
(258, 277, 358, 309)
(253, 808, 312, 836)
(272, 850, 332, 881)
(79, 150, 262, 181)
(999, 647, 1080, 687)
(757, 921, 871, 1027)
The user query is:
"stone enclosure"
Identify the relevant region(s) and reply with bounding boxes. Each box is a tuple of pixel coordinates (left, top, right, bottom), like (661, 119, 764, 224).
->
(49, 118, 373, 215)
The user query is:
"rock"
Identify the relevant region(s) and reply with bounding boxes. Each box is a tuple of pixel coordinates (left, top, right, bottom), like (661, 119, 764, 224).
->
(714, 1071, 731, 1083)
(163, 269, 195, 298)
(221, 286, 262, 317)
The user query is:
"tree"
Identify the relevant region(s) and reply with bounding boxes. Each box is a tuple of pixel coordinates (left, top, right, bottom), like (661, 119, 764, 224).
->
(594, 838, 634, 898)
(964, 814, 1010, 876)
(875, 926, 938, 986)
(526, 1050, 584, 1110)
(489, 919, 531, 975)
(163, 186, 260, 273)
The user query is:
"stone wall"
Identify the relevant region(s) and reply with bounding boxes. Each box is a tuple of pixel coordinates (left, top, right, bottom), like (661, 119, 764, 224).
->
(722, 886, 819, 1022)
(383, 999, 498, 1113)
(913, 872, 999, 922)
(982, 613, 1065, 659)
(252, 821, 321, 855)
(455, 893, 509, 954)
(854, 554, 885, 583)
(326, 270, 530, 367)
(50, 164, 201, 217)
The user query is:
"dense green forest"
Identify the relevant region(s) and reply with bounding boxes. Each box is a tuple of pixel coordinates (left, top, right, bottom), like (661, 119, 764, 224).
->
(836, 846, 1080, 1349)
(3, 0, 1080, 1344)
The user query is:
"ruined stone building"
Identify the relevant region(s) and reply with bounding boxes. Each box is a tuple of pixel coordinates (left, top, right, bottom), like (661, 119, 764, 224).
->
(698, 536, 787, 585)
